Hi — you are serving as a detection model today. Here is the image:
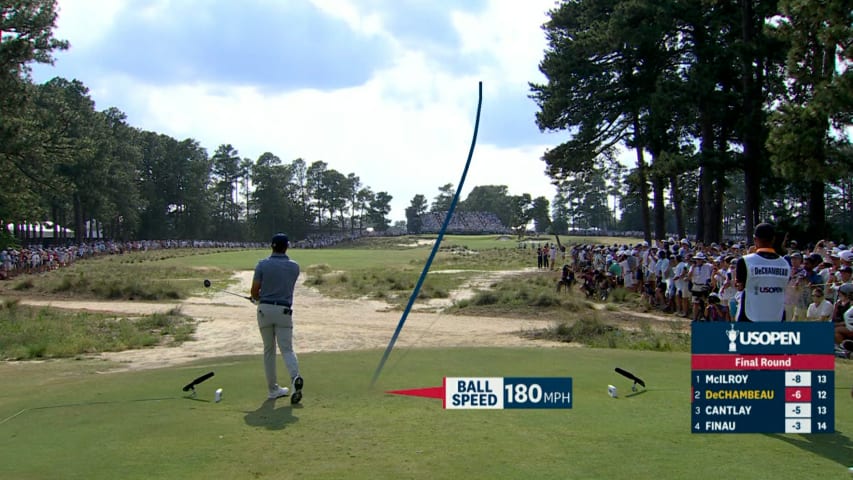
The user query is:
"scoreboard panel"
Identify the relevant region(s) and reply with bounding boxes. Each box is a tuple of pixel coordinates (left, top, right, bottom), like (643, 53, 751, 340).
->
(691, 322, 835, 434)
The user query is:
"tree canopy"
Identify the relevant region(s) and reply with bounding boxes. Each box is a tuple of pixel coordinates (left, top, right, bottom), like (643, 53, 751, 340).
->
(531, 0, 853, 243)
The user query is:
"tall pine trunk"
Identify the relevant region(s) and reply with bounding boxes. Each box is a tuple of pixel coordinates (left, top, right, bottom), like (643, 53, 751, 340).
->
(740, 0, 763, 241)
(808, 181, 826, 239)
(652, 173, 666, 241)
(806, 42, 837, 239)
(73, 193, 83, 243)
(698, 114, 715, 244)
(670, 175, 685, 239)
(633, 115, 652, 243)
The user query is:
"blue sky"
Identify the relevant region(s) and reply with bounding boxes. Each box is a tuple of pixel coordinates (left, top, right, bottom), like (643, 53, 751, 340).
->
(32, 0, 564, 221)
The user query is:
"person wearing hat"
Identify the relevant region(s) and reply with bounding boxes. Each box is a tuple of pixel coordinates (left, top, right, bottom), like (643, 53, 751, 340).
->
(688, 252, 714, 320)
(623, 249, 637, 291)
(784, 251, 807, 320)
(672, 254, 691, 317)
(717, 256, 738, 318)
(0, 247, 9, 280)
(705, 292, 731, 321)
(632, 243, 648, 293)
(829, 265, 853, 303)
(734, 223, 791, 322)
(559, 262, 576, 292)
(839, 250, 853, 268)
(251, 233, 305, 404)
(817, 257, 835, 288)
(800, 253, 825, 302)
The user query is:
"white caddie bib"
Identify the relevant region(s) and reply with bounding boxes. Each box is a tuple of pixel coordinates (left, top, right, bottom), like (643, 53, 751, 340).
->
(741, 253, 790, 321)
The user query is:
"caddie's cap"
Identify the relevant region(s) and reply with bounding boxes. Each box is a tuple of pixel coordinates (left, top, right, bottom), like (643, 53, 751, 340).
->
(753, 223, 775, 241)
(271, 233, 289, 248)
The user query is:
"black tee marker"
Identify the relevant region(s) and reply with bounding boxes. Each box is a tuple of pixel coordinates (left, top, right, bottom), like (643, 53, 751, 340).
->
(615, 367, 645, 391)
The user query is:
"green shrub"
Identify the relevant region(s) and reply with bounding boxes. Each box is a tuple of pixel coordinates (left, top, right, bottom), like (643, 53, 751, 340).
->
(609, 288, 630, 302)
(528, 315, 690, 352)
(2, 298, 20, 310)
(472, 291, 500, 306)
(53, 275, 74, 292)
(530, 292, 561, 307)
(305, 264, 332, 275)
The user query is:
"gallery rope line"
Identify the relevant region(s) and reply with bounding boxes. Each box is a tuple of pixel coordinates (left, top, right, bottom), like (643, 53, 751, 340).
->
(371, 81, 483, 387)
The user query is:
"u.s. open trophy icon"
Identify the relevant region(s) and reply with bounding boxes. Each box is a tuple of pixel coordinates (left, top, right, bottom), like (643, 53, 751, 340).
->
(727, 324, 738, 352)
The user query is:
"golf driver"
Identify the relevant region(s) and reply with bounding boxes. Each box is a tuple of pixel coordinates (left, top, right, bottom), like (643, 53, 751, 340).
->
(202, 279, 253, 302)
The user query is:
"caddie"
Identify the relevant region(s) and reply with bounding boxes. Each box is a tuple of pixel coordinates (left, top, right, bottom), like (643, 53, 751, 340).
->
(734, 223, 791, 322)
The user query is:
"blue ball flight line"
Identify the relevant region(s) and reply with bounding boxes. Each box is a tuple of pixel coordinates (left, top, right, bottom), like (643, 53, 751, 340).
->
(371, 81, 483, 387)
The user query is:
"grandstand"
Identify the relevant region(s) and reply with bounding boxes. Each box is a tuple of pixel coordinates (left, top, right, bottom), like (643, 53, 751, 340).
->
(417, 211, 510, 234)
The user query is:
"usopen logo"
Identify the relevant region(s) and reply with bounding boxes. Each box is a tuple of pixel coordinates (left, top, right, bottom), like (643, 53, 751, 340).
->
(725, 324, 801, 352)
(753, 285, 784, 295)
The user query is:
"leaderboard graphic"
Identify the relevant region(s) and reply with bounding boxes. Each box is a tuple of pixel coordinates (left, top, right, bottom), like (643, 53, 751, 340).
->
(691, 322, 835, 433)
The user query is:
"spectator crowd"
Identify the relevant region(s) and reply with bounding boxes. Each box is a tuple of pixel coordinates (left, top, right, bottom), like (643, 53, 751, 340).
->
(0, 239, 263, 280)
(418, 211, 510, 234)
(538, 236, 853, 351)
(292, 232, 369, 249)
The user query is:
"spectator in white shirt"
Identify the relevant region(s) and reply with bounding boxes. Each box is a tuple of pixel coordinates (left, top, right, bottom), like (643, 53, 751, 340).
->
(806, 288, 834, 321)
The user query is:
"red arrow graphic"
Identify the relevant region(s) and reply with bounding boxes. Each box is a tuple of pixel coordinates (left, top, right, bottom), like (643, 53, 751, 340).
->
(386, 386, 444, 399)
(386, 380, 446, 407)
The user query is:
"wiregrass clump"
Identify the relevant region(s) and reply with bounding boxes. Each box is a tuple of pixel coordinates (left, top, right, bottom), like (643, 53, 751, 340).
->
(41, 268, 186, 300)
(0, 303, 196, 360)
(0, 249, 233, 301)
(452, 272, 587, 314)
(436, 246, 529, 270)
(306, 266, 460, 304)
(525, 314, 690, 352)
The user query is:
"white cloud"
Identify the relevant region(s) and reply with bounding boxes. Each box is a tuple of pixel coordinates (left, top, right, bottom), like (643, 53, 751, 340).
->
(41, 0, 563, 222)
(307, 0, 385, 36)
(453, 1, 553, 87)
(52, 0, 127, 50)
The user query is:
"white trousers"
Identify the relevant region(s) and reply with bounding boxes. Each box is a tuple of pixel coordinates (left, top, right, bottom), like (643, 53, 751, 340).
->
(257, 303, 299, 392)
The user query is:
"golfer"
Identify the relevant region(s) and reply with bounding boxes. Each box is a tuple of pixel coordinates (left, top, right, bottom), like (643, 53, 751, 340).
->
(734, 223, 791, 322)
(251, 233, 304, 404)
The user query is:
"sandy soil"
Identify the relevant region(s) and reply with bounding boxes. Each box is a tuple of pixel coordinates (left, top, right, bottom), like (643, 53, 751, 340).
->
(20, 271, 572, 371)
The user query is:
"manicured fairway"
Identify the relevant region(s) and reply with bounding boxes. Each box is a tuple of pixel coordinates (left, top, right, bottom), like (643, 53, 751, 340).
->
(1, 348, 851, 479)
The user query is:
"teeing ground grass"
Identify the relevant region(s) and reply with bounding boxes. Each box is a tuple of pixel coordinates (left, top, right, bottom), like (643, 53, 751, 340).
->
(1, 348, 851, 479)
